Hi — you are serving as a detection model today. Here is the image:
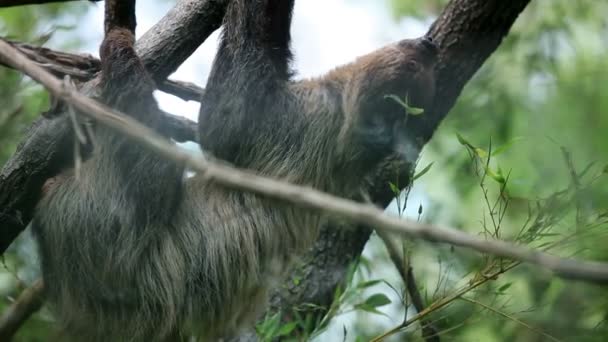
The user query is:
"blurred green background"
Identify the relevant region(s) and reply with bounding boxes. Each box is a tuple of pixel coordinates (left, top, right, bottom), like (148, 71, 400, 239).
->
(1, 0, 608, 341)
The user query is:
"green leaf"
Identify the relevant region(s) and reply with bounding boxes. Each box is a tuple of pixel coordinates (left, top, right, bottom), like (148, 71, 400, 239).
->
(384, 94, 425, 115)
(362, 293, 391, 308)
(475, 148, 488, 158)
(275, 322, 298, 337)
(357, 279, 383, 289)
(456, 132, 475, 149)
(388, 182, 400, 196)
(408, 106, 425, 115)
(384, 94, 408, 108)
(484, 165, 506, 184)
(498, 282, 512, 293)
(354, 293, 392, 316)
(491, 137, 524, 156)
(413, 161, 434, 181)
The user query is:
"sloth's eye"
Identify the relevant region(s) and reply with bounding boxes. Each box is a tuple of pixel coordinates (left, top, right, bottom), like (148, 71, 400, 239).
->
(406, 60, 421, 72)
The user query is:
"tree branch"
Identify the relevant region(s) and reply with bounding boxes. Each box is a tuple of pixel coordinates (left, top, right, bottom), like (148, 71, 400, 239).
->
(266, 1, 534, 338)
(0, 0, 220, 256)
(3, 39, 608, 284)
(378, 231, 440, 342)
(0, 40, 204, 102)
(409, 0, 531, 144)
(0, 0, 537, 339)
(135, 0, 227, 82)
(1, 0, 228, 84)
(0, 279, 44, 341)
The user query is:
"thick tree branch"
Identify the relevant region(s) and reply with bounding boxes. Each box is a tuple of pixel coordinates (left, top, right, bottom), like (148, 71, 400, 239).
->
(265, 0, 533, 338)
(409, 0, 531, 144)
(135, 0, 227, 82)
(0, 0, 220, 255)
(2, 0, 227, 79)
(4, 40, 608, 284)
(1, 40, 204, 102)
(0, 0, 535, 339)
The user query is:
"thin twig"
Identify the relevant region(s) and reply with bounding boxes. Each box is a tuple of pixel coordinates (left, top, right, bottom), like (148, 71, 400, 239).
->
(459, 296, 561, 342)
(370, 262, 520, 342)
(377, 231, 440, 342)
(2, 40, 608, 285)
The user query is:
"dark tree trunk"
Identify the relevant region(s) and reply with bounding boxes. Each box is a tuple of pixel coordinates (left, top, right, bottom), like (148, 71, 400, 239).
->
(0, 0, 530, 339)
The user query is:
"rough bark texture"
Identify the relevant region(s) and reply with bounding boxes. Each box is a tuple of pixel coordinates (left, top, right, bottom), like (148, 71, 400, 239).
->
(2, 33, 205, 101)
(408, 0, 531, 145)
(135, 0, 228, 82)
(0, 0, 223, 254)
(261, 0, 532, 334)
(0, 0, 530, 339)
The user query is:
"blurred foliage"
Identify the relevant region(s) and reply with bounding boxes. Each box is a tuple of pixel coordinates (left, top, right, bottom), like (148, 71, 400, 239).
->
(2, 0, 608, 341)
(0, 2, 93, 341)
(336, 0, 608, 341)
(0, 2, 91, 163)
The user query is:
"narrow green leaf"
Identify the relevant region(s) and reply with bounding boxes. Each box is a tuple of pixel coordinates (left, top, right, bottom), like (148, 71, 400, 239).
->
(456, 132, 475, 149)
(484, 165, 506, 184)
(475, 147, 488, 158)
(498, 283, 512, 293)
(384, 94, 408, 108)
(275, 322, 298, 337)
(384, 94, 425, 115)
(413, 161, 434, 181)
(357, 279, 383, 289)
(491, 137, 523, 156)
(408, 107, 424, 115)
(388, 182, 400, 196)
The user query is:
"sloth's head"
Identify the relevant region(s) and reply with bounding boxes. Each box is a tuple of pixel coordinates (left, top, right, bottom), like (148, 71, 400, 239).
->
(340, 36, 439, 173)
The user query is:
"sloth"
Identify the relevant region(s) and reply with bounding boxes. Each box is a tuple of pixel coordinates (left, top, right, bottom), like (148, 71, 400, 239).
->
(32, 0, 438, 340)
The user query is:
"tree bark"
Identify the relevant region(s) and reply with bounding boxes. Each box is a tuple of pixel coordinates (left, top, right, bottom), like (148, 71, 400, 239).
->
(266, 0, 532, 326)
(0, 0, 224, 254)
(0, 0, 530, 339)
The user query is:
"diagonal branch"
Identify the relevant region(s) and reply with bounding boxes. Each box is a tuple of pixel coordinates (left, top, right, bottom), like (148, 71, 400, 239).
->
(0, 40, 204, 101)
(135, 0, 228, 82)
(3, 39, 608, 284)
(268, 0, 534, 338)
(3, 0, 228, 82)
(0, 0, 223, 257)
(409, 0, 531, 144)
(0, 279, 44, 341)
(378, 231, 440, 342)
(0, 0, 535, 339)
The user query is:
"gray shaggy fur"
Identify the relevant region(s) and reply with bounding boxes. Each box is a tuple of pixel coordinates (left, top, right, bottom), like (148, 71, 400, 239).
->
(33, 0, 438, 340)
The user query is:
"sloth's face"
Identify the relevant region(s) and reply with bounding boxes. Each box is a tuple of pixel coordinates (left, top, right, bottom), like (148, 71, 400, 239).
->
(347, 37, 439, 167)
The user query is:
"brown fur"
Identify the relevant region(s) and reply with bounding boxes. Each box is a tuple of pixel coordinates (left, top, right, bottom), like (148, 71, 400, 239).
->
(32, 0, 438, 340)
